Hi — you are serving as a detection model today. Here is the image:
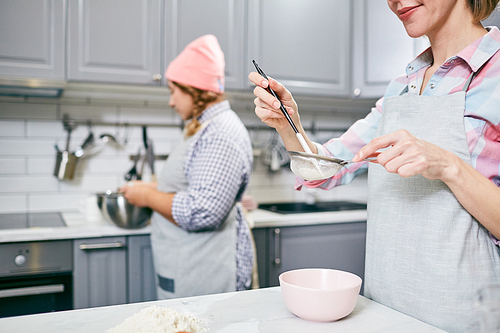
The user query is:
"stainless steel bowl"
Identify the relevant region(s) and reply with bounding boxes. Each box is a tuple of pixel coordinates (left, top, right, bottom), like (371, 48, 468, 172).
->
(96, 190, 152, 229)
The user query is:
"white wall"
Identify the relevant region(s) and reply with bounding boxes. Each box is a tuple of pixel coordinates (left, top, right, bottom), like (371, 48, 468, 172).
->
(0, 89, 370, 214)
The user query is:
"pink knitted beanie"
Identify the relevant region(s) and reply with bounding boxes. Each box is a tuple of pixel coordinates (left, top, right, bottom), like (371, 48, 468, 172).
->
(165, 34, 225, 93)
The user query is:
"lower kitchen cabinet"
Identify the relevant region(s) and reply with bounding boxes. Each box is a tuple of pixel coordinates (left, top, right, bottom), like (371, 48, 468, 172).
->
(73, 237, 128, 309)
(128, 235, 156, 303)
(252, 222, 367, 291)
(73, 235, 156, 309)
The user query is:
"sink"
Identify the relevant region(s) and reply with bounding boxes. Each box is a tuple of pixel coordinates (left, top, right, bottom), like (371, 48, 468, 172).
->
(258, 201, 367, 214)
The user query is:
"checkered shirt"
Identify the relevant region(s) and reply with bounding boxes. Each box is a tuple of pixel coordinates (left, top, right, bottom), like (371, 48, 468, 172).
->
(171, 100, 254, 290)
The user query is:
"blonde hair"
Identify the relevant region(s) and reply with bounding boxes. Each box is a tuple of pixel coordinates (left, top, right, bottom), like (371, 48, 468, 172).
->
(469, 0, 500, 23)
(172, 82, 225, 138)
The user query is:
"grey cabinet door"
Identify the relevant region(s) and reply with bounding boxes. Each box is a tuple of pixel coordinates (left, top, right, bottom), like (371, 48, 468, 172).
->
(351, 0, 428, 99)
(128, 235, 156, 303)
(255, 222, 366, 289)
(0, 0, 64, 79)
(67, 0, 162, 85)
(164, 0, 247, 90)
(73, 237, 127, 309)
(247, 0, 351, 96)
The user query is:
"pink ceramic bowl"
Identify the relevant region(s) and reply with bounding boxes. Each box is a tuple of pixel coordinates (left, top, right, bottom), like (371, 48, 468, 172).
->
(279, 268, 362, 322)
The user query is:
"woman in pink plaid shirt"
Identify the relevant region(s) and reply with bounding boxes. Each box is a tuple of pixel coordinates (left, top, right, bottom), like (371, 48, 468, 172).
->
(250, 0, 500, 332)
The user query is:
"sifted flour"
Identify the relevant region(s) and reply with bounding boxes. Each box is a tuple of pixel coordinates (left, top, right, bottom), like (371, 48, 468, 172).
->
(107, 305, 207, 333)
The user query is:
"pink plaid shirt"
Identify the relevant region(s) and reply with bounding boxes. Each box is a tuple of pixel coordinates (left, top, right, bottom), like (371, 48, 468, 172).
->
(297, 26, 500, 243)
(298, 26, 500, 189)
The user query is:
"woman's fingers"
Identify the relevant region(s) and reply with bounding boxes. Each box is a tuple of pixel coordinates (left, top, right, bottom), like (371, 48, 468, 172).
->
(354, 129, 451, 180)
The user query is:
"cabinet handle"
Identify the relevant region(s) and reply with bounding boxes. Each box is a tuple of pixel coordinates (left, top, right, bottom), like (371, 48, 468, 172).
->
(79, 242, 126, 251)
(274, 228, 281, 267)
(0, 284, 64, 298)
(152, 74, 162, 82)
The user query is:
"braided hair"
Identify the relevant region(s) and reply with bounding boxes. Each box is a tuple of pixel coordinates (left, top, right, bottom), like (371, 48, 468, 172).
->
(172, 82, 225, 138)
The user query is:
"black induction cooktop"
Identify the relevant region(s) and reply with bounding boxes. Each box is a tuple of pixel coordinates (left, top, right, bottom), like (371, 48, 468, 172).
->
(0, 212, 66, 230)
(258, 201, 367, 214)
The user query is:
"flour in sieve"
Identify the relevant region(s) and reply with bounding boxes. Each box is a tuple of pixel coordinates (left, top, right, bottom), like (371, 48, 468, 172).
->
(107, 305, 207, 333)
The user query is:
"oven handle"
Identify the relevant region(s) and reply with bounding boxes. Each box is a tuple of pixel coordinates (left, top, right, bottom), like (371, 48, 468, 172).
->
(79, 241, 126, 251)
(0, 284, 65, 298)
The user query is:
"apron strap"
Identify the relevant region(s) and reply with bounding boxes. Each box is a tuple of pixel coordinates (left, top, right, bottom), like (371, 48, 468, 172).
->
(462, 63, 486, 92)
(399, 85, 409, 96)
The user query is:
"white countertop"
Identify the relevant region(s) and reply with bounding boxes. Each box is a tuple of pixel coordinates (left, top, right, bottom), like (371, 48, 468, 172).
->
(248, 208, 367, 228)
(0, 287, 445, 333)
(0, 213, 151, 243)
(0, 207, 367, 243)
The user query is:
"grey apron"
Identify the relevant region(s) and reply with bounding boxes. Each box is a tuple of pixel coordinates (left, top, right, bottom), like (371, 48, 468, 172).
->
(365, 71, 500, 332)
(150, 118, 237, 299)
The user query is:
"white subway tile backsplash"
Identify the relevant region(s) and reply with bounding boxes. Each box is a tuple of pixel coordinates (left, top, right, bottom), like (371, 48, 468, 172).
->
(28, 193, 88, 212)
(0, 120, 25, 137)
(86, 156, 131, 174)
(0, 139, 58, 156)
(0, 158, 26, 174)
(26, 120, 65, 137)
(0, 176, 59, 193)
(59, 175, 121, 193)
(61, 104, 118, 122)
(27, 157, 56, 175)
(0, 102, 57, 119)
(0, 194, 27, 213)
(119, 106, 174, 124)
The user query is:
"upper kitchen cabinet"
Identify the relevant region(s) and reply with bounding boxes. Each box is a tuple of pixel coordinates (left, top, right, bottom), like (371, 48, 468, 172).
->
(163, 0, 247, 90)
(0, 0, 65, 79)
(67, 0, 162, 85)
(351, 0, 429, 98)
(247, 0, 351, 97)
(247, 0, 428, 99)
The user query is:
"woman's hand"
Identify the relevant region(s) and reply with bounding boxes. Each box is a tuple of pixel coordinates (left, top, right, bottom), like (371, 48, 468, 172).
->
(248, 71, 299, 132)
(119, 181, 157, 207)
(249, 71, 317, 153)
(353, 129, 458, 181)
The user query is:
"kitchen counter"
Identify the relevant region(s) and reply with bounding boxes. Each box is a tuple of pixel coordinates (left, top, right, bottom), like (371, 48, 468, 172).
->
(248, 208, 367, 228)
(0, 206, 366, 243)
(0, 212, 151, 243)
(0, 287, 445, 332)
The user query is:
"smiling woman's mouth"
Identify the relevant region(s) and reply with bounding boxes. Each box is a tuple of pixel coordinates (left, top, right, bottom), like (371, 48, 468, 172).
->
(398, 5, 422, 21)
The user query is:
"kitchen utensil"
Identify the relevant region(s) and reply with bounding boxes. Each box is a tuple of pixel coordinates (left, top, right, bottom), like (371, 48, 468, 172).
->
(142, 126, 157, 182)
(252, 60, 314, 155)
(124, 148, 142, 181)
(253, 60, 323, 177)
(279, 268, 362, 322)
(53, 117, 79, 180)
(261, 132, 289, 172)
(99, 133, 118, 144)
(95, 190, 152, 229)
(53, 148, 78, 180)
(74, 122, 95, 158)
(288, 151, 378, 181)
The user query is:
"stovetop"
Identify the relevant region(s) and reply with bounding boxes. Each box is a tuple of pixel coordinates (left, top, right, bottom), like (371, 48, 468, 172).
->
(258, 201, 367, 214)
(0, 212, 66, 230)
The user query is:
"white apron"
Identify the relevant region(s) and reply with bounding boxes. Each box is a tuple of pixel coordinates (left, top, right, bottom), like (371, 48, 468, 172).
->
(150, 119, 237, 299)
(365, 70, 500, 332)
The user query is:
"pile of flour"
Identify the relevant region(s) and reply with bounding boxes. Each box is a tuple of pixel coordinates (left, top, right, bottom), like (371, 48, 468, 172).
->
(108, 305, 207, 333)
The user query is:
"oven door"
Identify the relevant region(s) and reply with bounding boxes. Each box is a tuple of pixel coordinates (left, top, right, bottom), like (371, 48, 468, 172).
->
(0, 272, 72, 318)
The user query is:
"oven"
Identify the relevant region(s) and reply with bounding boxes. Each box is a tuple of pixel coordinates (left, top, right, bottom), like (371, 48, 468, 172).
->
(0, 240, 73, 318)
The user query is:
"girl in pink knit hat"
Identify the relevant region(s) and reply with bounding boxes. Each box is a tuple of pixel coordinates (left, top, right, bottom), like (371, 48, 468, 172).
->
(122, 35, 255, 299)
